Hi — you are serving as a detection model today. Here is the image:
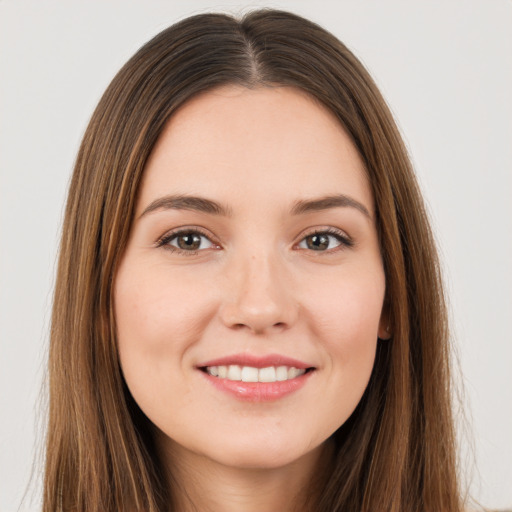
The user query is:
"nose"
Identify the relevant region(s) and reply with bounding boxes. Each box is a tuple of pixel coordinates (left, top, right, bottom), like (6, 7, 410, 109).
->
(219, 251, 299, 335)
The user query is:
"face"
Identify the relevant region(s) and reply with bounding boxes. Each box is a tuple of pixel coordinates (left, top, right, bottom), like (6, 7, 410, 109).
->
(114, 85, 388, 472)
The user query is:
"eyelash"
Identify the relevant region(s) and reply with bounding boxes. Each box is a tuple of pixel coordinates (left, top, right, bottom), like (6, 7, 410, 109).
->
(297, 227, 354, 254)
(156, 227, 354, 256)
(156, 227, 217, 256)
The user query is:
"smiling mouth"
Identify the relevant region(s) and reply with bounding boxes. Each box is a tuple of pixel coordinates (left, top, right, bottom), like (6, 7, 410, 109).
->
(199, 365, 315, 383)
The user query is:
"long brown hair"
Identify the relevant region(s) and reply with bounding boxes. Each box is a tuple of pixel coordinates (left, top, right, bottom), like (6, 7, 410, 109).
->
(44, 9, 463, 511)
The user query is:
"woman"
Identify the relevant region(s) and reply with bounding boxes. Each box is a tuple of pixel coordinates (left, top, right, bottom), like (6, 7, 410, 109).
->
(43, 9, 464, 512)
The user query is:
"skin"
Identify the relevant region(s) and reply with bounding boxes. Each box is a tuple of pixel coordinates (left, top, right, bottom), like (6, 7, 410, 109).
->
(114, 85, 390, 512)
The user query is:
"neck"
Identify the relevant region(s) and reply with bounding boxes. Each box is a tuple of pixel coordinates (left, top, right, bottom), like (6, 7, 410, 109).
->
(156, 434, 334, 512)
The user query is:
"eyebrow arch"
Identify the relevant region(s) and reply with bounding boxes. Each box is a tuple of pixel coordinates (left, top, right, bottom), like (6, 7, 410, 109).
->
(290, 194, 371, 219)
(139, 193, 371, 219)
(140, 194, 234, 218)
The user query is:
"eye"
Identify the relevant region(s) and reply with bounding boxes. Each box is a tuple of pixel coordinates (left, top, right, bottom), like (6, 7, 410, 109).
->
(157, 228, 218, 255)
(297, 228, 353, 252)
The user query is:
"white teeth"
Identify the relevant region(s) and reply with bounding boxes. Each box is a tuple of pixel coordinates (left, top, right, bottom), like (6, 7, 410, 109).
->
(258, 366, 276, 382)
(241, 366, 259, 382)
(288, 367, 302, 379)
(276, 366, 288, 381)
(205, 365, 307, 382)
(227, 365, 242, 381)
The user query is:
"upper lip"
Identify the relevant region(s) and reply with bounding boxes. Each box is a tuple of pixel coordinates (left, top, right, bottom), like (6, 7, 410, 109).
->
(197, 353, 314, 369)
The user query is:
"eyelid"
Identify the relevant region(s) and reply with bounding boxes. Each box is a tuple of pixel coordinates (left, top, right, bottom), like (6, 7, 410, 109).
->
(156, 225, 354, 256)
(294, 226, 354, 253)
(155, 226, 220, 255)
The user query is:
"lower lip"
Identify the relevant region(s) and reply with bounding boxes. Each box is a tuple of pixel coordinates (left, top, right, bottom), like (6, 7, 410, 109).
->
(199, 370, 314, 402)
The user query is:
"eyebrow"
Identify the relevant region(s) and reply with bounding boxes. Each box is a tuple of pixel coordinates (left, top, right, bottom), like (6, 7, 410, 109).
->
(140, 194, 233, 218)
(139, 193, 371, 219)
(291, 195, 371, 218)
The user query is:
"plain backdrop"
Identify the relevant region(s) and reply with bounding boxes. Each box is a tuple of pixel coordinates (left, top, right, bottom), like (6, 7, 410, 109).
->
(1, 1, 511, 510)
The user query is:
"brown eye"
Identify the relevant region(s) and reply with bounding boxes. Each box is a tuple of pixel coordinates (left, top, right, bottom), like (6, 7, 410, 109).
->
(304, 233, 330, 251)
(175, 232, 203, 250)
(298, 229, 353, 252)
(158, 229, 216, 254)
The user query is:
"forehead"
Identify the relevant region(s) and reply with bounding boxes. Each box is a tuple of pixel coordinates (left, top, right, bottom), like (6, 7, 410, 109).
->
(138, 85, 373, 216)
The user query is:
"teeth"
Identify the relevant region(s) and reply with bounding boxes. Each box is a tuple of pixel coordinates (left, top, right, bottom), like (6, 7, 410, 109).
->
(258, 366, 276, 382)
(276, 366, 288, 381)
(205, 365, 307, 382)
(241, 366, 259, 382)
(288, 367, 302, 379)
(227, 365, 242, 381)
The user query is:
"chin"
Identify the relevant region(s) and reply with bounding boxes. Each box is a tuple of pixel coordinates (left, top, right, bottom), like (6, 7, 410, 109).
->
(203, 433, 320, 471)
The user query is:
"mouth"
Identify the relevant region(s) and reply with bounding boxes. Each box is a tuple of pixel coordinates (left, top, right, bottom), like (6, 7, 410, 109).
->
(196, 354, 316, 401)
(199, 365, 315, 383)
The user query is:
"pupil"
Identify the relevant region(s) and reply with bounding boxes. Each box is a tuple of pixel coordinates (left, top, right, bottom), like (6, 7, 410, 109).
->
(308, 234, 329, 251)
(178, 233, 201, 250)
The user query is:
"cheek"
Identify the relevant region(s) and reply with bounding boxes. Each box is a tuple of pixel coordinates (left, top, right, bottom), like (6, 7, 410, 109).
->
(113, 264, 214, 408)
(302, 267, 384, 407)
(304, 266, 385, 345)
(115, 265, 211, 350)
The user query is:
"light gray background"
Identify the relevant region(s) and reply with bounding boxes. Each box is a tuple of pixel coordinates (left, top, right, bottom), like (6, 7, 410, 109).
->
(1, 1, 511, 510)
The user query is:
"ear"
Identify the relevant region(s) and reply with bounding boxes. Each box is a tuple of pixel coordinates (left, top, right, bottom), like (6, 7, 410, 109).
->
(378, 306, 392, 341)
